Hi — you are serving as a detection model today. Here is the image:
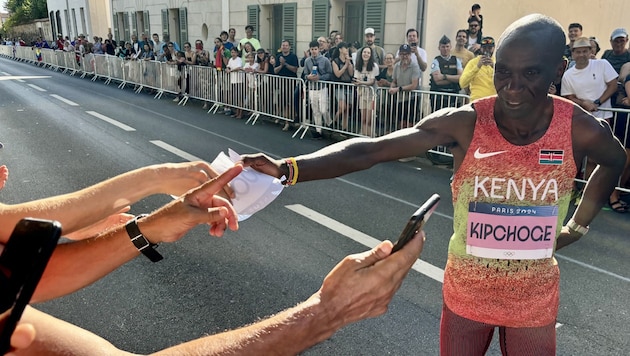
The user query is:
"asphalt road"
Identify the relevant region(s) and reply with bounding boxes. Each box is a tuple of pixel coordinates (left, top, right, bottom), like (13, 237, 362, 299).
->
(1, 57, 628, 355)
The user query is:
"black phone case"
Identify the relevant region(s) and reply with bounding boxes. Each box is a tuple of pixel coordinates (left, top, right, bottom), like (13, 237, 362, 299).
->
(392, 194, 440, 253)
(0, 218, 62, 354)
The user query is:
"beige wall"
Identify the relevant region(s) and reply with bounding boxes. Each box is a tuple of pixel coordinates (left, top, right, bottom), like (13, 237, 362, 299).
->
(423, 0, 630, 59)
(109, 0, 630, 64)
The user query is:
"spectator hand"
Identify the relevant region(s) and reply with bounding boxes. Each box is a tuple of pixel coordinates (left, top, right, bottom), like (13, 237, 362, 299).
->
(152, 161, 235, 200)
(138, 164, 242, 242)
(240, 153, 285, 179)
(313, 231, 424, 325)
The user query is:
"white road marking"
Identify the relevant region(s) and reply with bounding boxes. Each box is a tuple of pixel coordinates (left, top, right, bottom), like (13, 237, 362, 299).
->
(285, 204, 446, 283)
(555, 254, 630, 282)
(27, 84, 46, 92)
(50, 94, 79, 106)
(85, 111, 135, 131)
(0, 75, 51, 81)
(150, 140, 203, 162)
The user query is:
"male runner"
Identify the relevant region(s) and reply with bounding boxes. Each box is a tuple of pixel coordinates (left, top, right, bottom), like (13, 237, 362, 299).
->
(242, 14, 626, 355)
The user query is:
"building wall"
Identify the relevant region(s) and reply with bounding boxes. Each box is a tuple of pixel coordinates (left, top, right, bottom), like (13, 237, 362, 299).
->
(48, 0, 111, 40)
(107, 0, 629, 65)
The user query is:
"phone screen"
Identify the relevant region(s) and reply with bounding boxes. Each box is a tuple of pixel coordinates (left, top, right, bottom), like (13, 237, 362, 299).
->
(0, 218, 62, 354)
(392, 194, 440, 253)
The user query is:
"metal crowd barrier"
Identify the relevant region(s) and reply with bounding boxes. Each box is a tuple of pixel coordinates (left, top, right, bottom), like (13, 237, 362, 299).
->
(3, 44, 628, 194)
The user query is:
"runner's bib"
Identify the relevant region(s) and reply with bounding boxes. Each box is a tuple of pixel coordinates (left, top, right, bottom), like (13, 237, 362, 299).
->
(466, 202, 558, 259)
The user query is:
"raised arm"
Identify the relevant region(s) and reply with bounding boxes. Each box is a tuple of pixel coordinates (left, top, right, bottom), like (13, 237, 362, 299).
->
(0, 161, 232, 241)
(31, 165, 242, 302)
(242, 108, 472, 183)
(154, 232, 424, 355)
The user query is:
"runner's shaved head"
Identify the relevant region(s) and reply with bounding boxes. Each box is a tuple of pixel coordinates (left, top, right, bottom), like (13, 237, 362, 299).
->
(496, 14, 566, 67)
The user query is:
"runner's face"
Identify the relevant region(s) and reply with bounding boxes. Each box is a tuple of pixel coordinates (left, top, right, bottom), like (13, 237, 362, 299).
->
(494, 39, 557, 117)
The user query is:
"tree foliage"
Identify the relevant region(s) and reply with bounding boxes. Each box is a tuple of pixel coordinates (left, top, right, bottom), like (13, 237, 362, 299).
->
(3, 0, 48, 29)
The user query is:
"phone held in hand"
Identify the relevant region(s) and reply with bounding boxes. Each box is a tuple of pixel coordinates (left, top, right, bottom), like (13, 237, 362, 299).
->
(392, 194, 440, 253)
(0, 218, 62, 354)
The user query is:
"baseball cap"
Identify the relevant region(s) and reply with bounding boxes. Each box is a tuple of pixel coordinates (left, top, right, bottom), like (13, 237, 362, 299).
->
(572, 37, 591, 49)
(611, 28, 628, 40)
(399, 44, 411, 53)
(365, 28, 375, 35)
(480, 37, 495, 46)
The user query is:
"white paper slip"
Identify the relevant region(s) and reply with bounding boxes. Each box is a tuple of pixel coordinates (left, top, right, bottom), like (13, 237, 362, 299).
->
(210, 148, 285, 221)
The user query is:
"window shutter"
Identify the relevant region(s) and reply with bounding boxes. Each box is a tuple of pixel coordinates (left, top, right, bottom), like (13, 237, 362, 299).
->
(131, 12, 138, 37)
(144, 11, 150, 36)
(113, 13, 120, 42)
(364, 0, 385, 46)
(312, 0, 329, 40)
(123, 12, 130, 43)
(247, 5, 260, 37)
(179, 8, 188, 44)
(161, 9, 169, 38)
(282, 3, 297, 48)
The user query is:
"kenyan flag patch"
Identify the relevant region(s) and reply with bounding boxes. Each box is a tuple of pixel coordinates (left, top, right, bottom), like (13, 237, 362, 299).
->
(539, 150, 564, 165)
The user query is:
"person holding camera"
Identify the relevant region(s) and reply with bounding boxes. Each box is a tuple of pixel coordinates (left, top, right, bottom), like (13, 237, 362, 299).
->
(459, 36, 496, 101)
(397, 29, 428, 74)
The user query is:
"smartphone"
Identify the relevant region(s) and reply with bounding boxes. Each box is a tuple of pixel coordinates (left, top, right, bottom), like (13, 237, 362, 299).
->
(0, 218, 62, 354)
(392, 194, 440, 253)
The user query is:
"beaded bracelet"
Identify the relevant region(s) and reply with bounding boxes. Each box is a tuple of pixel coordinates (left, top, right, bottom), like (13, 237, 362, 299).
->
(284, 157, 299, 186)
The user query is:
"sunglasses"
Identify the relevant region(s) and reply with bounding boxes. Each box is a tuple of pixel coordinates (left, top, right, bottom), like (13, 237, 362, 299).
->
(469, 24, 479, 28)
(480, 38, 494, 45)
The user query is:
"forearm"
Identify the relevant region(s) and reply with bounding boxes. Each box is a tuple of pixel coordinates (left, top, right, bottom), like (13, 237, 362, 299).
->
(572, 162, 624, 226)
(0, 167, 158, 239)
(153, 295, 342, 356)
(292, 137, 389, 183)
(33, 225, 140, 301)
(599, 81, 618, 103)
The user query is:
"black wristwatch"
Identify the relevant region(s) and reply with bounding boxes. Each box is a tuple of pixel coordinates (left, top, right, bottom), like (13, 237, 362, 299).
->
(126, 214, 163, 262)
(593, 99, 601, 106)
(398, 86, 403, 92)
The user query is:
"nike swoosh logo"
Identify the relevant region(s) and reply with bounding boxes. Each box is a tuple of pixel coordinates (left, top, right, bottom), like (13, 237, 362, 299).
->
(473, 148, 508, 159)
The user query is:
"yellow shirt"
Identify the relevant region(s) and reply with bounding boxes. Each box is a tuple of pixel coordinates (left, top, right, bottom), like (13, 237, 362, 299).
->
(459, 56, 496, 101)
(452, 46, 474, 68)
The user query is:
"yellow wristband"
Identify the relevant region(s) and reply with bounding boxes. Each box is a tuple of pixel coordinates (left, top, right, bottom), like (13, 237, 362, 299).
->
(289, 157, 299, 185)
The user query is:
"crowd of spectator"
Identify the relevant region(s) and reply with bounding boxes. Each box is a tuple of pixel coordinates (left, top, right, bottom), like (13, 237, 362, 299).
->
(4, 5, 629, 189)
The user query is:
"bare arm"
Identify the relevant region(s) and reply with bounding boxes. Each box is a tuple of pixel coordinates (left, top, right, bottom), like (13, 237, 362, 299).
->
(154, 234, 424, 355)
(557, 107, 626, 250)
(18, 233, 423, 356)
(0, 162, 227, 242)
(242, 108, 472, 182)
(31, 165, 242, 302)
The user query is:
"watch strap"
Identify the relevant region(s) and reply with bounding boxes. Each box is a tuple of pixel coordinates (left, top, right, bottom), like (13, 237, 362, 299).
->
(566, 218, 588, 236)
(126, 214, 163, 262)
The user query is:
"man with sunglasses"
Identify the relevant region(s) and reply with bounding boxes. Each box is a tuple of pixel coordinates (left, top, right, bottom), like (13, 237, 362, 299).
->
(466, 17, 483, 55)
